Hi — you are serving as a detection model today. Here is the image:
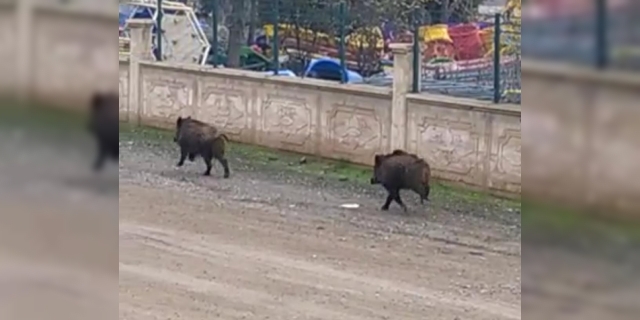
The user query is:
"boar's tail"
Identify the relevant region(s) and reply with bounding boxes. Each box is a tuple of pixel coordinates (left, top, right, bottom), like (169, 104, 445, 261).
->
(421, 165, 431, 186)
(218, 134, 230, 142)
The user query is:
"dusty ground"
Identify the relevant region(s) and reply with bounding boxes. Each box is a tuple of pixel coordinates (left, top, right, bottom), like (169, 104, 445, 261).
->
(3, 107, 640, 320)
(117, 126, 522, 320)
(3, 106, 640, 320)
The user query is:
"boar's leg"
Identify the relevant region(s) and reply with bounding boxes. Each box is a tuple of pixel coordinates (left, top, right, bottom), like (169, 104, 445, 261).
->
(216, 156, 230, 178)
(381, 186, 401, 211)
(108, 144, 119, 161)
(393, 193, 408, 212)
(93, 142, 107, 171)
(202, 156, 213, 176)
(177, 147, 188, 167)
(423, 185, 430, 203)
(201, 148, 213, 176)
(381, 192, 394, 211)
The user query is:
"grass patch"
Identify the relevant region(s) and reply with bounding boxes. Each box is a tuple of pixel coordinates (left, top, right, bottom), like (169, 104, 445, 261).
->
(120, 122, 520, 212)
(0, 100, 87, 133)
(522, 201, 640, 246)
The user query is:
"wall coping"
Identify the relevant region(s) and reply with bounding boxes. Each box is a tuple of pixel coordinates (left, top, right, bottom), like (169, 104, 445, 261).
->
(0, 1, 15, 9)
(138, 61, 393, 99)
(34, 2, 117, 23)
(522, 59, 640, 91)
(407, 92, 521, 116)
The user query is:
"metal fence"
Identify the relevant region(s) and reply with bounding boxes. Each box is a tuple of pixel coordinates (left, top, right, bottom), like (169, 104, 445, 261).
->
(175, 0, 521, 104)
(200, 0, 396, 79)
(365, 12, 521, 104)
(522, 0, 639, 70)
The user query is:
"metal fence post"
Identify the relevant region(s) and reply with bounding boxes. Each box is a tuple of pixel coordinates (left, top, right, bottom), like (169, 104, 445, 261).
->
(595, 0, 608, 69)
(273, 0, 280, 75)
(412, 9, 420, 93)
(338, 2, 347, 83)
(493, 13, 501, 104)
(211, 0, 218, 67)
(156, 0, 163, 60)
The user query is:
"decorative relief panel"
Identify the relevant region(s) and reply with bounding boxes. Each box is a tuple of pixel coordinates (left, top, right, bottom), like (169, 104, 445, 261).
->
(327, 104, 383, 161)
(259, 93, 314, 150)
(199, 81, 249, 136)
(494, 129, 521, 177)
(407, 104, 482, 182)
(0, 11, 15, 89)
(489, 116, 521, 192)
(118, 64, 128, 118)
(141, 69, 194, 121)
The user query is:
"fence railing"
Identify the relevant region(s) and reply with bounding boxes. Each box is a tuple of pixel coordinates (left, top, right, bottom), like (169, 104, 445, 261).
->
(522, 0, 638, 70)
(145, 1, 521, 104)
(401, 12, 521, 104)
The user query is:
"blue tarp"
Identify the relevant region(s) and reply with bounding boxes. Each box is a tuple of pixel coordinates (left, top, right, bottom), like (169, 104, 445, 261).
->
(119, 4, 154, 27)
(303, 58, 363, 83)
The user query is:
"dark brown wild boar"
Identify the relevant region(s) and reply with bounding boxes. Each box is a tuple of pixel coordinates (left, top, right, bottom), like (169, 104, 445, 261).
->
(370, 149, 431, 212)
(88, 91, 119, 171)
(173, 116, 230, 178)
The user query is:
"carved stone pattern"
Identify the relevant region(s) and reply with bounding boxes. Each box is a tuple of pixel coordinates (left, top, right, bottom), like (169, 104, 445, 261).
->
(328, 105, 382, 156)
(262, 95, 313, 147)
(118, 68, 128, 114)
(143, 72, 191, 119)
(416, 114, 479, 176)
(201, 86, 247, 135)
(495, 128, 521, 178)
(0, 14, 15, 86)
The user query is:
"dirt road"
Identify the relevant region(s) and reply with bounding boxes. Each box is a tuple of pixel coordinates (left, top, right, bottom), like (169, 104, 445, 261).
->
(118, 128, 521, 320)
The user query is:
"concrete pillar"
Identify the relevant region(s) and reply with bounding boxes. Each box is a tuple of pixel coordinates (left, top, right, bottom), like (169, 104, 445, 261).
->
(127, 19, 154, 125)
(389, 43, 415, 152)
(15, 0, 33, 101)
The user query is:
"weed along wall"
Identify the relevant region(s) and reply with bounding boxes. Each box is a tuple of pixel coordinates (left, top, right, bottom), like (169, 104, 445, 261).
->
(120, 22, 522, 196)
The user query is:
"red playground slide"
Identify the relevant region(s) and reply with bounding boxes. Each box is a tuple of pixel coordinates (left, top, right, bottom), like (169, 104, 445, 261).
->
(448, 24, 484, 60)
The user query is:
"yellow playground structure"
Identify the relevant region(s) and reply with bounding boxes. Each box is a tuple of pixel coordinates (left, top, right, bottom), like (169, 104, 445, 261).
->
(482, 0, 521, 57)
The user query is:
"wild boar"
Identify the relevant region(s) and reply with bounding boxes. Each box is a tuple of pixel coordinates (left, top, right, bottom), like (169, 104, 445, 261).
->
(88, 92, 119, 171)
(370, 149, 431, 212)
(173, 116, 230, 178)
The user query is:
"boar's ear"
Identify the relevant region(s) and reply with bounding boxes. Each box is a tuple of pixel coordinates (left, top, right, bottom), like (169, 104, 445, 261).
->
(176, 116, 183, 127)
(374, 154, 383, 166)
(91, 93, 103, 110)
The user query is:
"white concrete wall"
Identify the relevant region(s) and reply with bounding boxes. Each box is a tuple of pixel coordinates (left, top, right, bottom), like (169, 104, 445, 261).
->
(0, 1, 118, 107)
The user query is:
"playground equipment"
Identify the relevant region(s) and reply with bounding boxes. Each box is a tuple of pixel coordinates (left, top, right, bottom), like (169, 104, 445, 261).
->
(419, 24, 455, 62)
(263, 24, 384, 75)
(481, 0, 521, 57)
(448, 24, 484, 60)
(119, 0, 210, 65)
(303, 58, 364, 84)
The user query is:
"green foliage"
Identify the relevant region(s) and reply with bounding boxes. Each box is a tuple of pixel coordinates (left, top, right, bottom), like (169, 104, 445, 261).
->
(197, 0, 483, 70)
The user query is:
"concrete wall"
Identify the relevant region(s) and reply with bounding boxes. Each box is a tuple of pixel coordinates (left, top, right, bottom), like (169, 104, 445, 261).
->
(132, 61, 395, 167)
(0, 1, 17, 94)
(0, 1, 118, 106)
(120, 37, 522, 195)
(0, 3, 522, 196)
(406, 95, 521, 195)
(523, 60, 640, 215)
